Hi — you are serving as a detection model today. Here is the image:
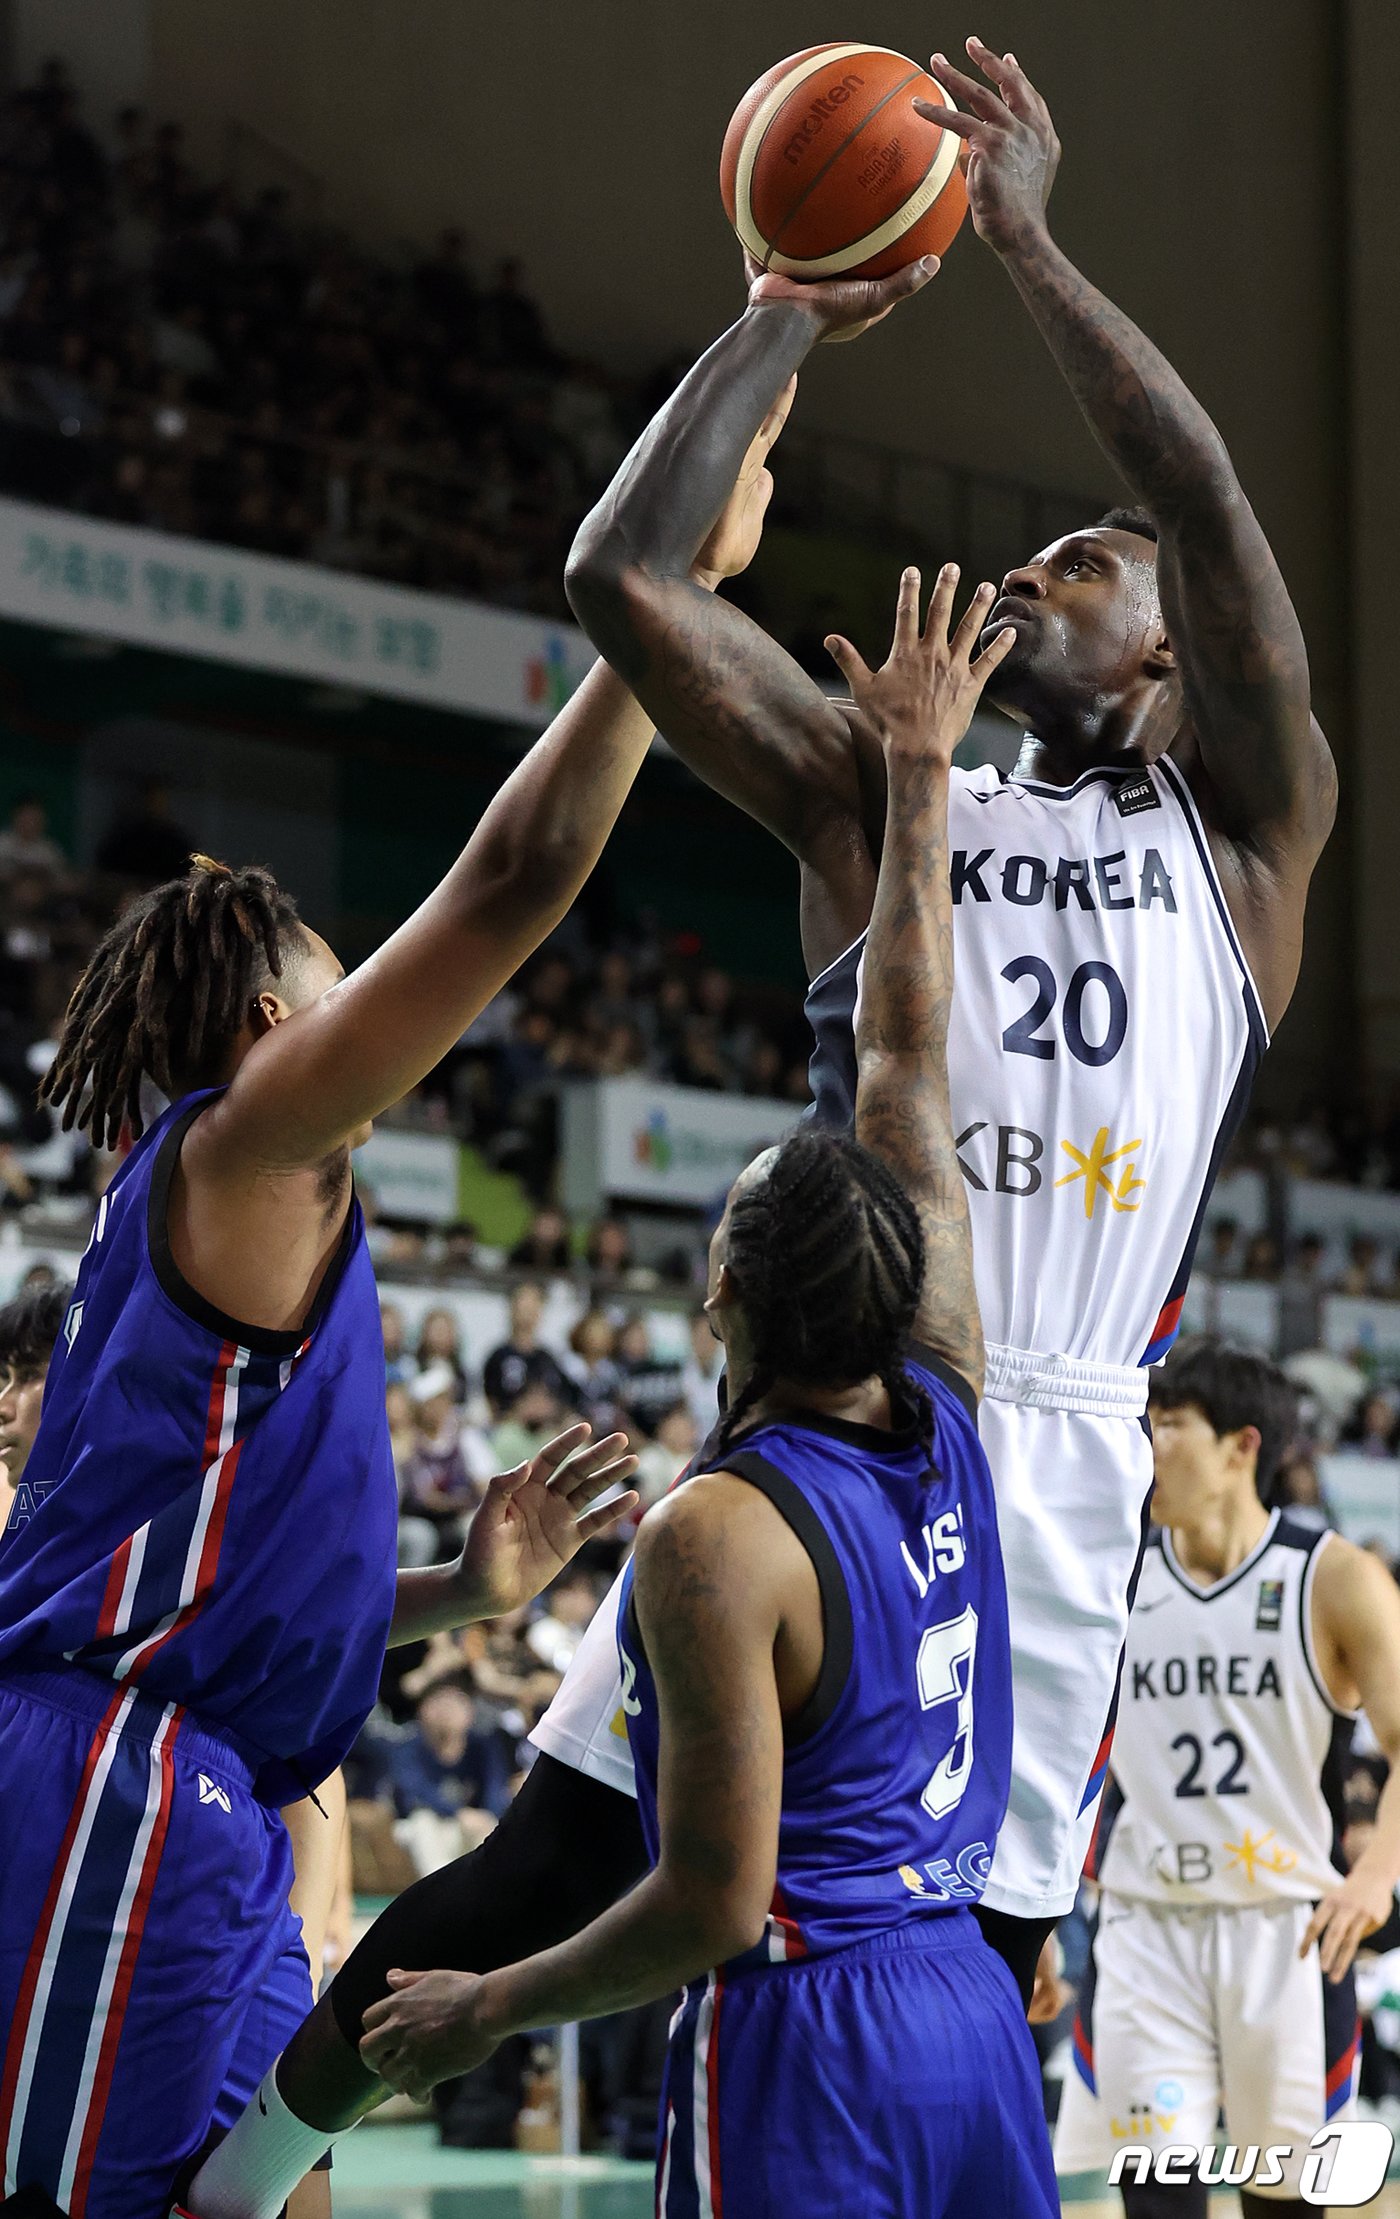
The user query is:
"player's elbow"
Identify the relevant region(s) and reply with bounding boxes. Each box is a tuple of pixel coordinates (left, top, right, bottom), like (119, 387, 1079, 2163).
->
(702, 1886, 771, 1964)
(657, 1859, 771, 1965)
(564, 513, 623, 623)
(566, 531, 667, 681)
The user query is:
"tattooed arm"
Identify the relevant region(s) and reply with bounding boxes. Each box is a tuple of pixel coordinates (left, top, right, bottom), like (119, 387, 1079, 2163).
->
(837, 567, 1016, 1400)
(359, 1477, 804, 2096)
(564, 264, 937, 963)
(918, 41, 1336, 874)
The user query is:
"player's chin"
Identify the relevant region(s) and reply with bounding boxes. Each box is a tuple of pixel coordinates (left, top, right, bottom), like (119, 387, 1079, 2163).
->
(978, 627, 1033, 692)
(350, 1120, 375, 1152)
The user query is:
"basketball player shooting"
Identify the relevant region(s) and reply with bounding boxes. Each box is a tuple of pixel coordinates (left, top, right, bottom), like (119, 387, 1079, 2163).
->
(0, 450, 779, 2219)
(548, 33, 1337, 2002)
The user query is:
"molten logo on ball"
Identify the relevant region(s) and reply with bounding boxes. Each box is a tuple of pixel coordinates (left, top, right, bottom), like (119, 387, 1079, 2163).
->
(782, 74, 863, 164)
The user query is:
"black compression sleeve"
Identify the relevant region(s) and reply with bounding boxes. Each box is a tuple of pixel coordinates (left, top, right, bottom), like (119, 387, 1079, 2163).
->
(329, 1755, 648, 2047)
(970, 1904, 1057, 2011)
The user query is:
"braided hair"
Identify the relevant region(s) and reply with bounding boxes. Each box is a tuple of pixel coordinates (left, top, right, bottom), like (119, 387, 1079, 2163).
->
(714, 1127, 935, 1465)
(41, 857, 307, 1150)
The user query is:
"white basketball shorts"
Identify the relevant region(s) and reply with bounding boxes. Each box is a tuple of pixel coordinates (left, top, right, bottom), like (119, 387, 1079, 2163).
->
(1054, 1895, 1360, 2194)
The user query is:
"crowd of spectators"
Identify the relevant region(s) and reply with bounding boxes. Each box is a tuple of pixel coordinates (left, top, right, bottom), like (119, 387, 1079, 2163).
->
(0, 59, 645, 614)
(381, 1280, 720, 1582)
(1231, 1099, 1400, 1196)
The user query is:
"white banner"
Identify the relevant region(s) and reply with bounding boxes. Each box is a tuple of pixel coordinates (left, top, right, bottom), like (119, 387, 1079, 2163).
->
(1175, 1274, 1281, 1355)
(562, 1077, 796, 1212)
(1321, 1292, 1400, 1363)
(1291, 1178, 1400, 1247)
(1319, 1456, 1400, 1557)
(0, 494, 596, 724)
(355, 1128, 461, 1225)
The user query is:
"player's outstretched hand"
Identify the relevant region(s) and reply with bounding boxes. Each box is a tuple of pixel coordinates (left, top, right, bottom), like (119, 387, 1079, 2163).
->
(914, 38, 1060, 256)
(361, 1968, 496, 2097)
(1302, 1870, 1398, 1982)
(455, 1422, 639, 1620)
(693, 376, 796, 588)
(825, 563, 1015, 768)
(745, 248, 939, 345)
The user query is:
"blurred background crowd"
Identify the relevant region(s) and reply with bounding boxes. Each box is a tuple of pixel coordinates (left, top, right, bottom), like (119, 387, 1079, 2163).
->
(0, 57, 628, 615)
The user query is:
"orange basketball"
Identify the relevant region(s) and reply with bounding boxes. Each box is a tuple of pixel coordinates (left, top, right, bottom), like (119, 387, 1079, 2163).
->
(720, 44, 967, 280)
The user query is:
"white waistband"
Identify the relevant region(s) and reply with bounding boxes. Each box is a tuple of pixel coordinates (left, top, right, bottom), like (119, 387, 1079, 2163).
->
(982, 1341, 1150, 1419)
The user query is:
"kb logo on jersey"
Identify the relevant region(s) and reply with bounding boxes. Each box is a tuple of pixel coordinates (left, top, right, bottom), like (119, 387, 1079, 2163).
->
(957, 1120, 1148, 1222)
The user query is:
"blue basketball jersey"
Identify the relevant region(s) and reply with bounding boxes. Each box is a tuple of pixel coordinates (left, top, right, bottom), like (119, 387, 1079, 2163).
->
(618, 1350, 1012, 1965)
(0, 1090, 398, 1804)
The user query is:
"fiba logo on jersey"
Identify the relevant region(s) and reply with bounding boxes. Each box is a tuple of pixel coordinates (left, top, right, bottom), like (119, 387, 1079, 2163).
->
(1108, 2119, 1394, 2201)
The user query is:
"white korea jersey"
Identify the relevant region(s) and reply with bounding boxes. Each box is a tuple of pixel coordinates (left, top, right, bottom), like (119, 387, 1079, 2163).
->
(807, 756, 1268, 1368)
(533, 755, 1270, 1920)
(1098, 1513, 1354, 1909)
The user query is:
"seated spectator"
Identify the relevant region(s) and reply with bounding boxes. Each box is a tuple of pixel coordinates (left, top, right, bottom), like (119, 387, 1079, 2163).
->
(414, 1303, 470, 1403)
(1338, 1388, 1400, 1460)
(469, 1607, 565, 1725)
(482, 1279, 571, 1417)
(1202, 1216, 1241, 1279)
(585, 1215, 635, 1288)
(1272, 1449, 1335, 1532)
(509, 1204, 572, 1274)
(568, 1307, 625, 1433)
(1242, 1232, 1281, 1280)
(1335, 1232, 1391, 1298)
(397, 1362, 489, 1565)
(0, 795, 67, 888)
(439, 1219, 481, 1276)
(525, 1566, 605, 1675)
(585, 949, 638, 1037)
(380, 1299, 415, 1386)
(633, 1400, 700, 1508)
(616, 1313, 685, 1439)
(387, 1678, 513, 1877)
(489, 1375, 573, 1474)
(681, 1305, 723, 1439)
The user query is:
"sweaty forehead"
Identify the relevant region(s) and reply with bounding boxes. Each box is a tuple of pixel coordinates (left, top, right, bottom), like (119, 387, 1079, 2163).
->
(1030, 529, 1156, 573)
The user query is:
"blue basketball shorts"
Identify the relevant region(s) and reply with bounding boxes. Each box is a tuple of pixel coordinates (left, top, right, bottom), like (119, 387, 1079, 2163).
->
(0, 1667, 313, 2219)
(656, 1912, 1058, 2219)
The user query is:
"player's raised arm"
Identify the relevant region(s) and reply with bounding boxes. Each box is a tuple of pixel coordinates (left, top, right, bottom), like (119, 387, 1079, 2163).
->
(564, 261, 936, 865)
(839, 565, 1016, 1399)
(916, 41, 1335, 862)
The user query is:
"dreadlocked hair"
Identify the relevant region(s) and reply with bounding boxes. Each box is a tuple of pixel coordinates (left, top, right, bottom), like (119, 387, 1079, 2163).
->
(714, 1127, 935, 1467)
(41, 856, 306, 1151)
